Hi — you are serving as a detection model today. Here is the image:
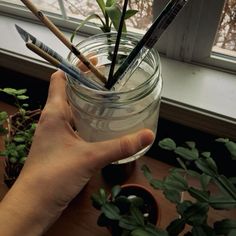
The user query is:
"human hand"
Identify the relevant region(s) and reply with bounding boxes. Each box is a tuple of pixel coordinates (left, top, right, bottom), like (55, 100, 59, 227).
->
(0, 70, 154, 235)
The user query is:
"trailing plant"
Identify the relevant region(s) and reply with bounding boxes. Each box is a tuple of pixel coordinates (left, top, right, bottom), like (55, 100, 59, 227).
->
(0, 88, 40, 187)
(70, 0, 138, 42)
(142, 138, 236, 236)
(92, 138, 236, 235)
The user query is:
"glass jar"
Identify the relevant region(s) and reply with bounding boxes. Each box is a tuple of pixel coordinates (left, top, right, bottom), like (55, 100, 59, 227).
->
(66, 33, 162, 164)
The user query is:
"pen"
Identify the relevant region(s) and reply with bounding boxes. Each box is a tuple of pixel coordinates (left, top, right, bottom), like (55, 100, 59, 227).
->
(20, 0, 107, 84)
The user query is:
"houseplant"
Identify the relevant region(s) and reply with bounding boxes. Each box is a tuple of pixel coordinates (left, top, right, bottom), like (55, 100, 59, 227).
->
(0, 88, 40, 187)
(92, 137, 236, 235)
(91, 183, 163, 236)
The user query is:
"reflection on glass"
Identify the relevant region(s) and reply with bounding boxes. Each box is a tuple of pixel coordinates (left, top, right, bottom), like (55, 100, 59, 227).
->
(213, 0, 236, 58)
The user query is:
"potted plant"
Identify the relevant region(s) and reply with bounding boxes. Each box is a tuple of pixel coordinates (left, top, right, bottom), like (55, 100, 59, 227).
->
(0, 88, 41, 187)
(91, 184, 163, 236)
(92, 137, 236, 235)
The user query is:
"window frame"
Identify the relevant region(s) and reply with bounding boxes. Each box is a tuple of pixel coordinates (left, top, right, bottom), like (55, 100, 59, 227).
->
(0, 0, 235, 74)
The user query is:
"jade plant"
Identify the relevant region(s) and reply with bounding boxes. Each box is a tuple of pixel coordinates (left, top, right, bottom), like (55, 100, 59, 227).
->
(70, 0, 138, 42)
(92, 138, 236, 235)
(0, 88, 40, 187)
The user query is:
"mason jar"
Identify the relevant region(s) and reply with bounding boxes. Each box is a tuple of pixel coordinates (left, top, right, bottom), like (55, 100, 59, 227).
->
(66, 33, 162, 164)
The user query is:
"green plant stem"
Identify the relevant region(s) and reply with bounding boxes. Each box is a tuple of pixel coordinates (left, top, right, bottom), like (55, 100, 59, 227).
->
(215, 176, 236, 200)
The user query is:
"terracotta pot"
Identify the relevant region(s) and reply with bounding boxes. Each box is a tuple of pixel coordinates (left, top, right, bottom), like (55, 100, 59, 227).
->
(107, 184, 159, 236)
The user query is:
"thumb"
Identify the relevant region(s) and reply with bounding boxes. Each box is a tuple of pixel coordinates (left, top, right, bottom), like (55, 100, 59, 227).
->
(93, 129, 155, 167)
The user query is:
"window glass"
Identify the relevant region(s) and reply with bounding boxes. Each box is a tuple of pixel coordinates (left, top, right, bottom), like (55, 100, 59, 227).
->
(212, 0, 236, 58)
(64, 0, 153, 31)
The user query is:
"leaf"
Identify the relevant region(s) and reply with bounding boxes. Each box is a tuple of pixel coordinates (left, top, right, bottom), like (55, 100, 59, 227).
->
(185, 141, 196, 149)
(14, 89, 27, 95)
(200, 174, 212, 191)
(119, 215, 139, 231)
(201, 152, 211, 158)
(111, 185, 121, 200)
(150, 179, 164, 190)
(163, 189, 181, 204)
(195, 158, 218, 176)
(215, 138, 229, 143)
(214, 219, 236, 235)
(16, 95, 29, 100)
(225, 141, 236, 160)
(96, 0, 106, 16)
(106, 0, 115, 7)
(102, 203, 121, 220)
(125, 10, 139, 20)
(158, 138, 176, 151)
(188, 187, 209, 202)
(141, 164, 153, 182)
(176, 201, 193, 216)
(130, 206, 144, 226)
(175, 147, 199, 161)
(106, 3, 126, 32)
(166, 218, 185, 236)
(1, 88, 17, 95)
(164, 172, 188, 192)
(13, 136, 26, 142)
(209, 195, 236, 210)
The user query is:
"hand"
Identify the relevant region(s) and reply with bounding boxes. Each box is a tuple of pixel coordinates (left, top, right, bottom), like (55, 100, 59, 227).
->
(0, 70, 154, 235)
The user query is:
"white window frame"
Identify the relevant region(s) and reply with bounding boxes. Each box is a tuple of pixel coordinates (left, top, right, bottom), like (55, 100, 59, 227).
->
(0, 0, 235, 73)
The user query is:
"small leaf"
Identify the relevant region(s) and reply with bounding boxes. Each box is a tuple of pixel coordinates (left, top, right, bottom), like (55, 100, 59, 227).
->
(96, 0, 106, 16)
(14, 89, 27, 95)
(201, 152, 211, 158)
(105, 0, 115, 7)
(2, 88, 17, 95)
(16, 95, 29, 100)
(163, 189, 181, 204)
(125, 9, 139, 20)
(101, 203, 121, 220)
(225, 141, 236, 160)
(214, 219, 236, 235)
(111, 185, 121, 200)
(215, 138, 229, 143)
(195, 158, 218, 176)
(150, 179, 164, 190)
(130, 206, 144, 226)
(185, 141, 196, 149)
(141, 164, 153, 182)
(158, 138, 176, 151)
(166, 218, 185, 236)
(200, 174, 212, 191)
(188, 187, 209, 202)
(175, 147, 199, 161)
(209, 195, 236, 210)
(119, 215, 139, 231)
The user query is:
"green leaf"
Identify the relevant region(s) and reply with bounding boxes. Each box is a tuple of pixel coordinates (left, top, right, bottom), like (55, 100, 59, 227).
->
(141, 164, 153, 182)
(15, 89, 27, 95)
(111, 185, 121, 200)
(125, 10, 139, 20)
(164, 172, 188, 192)
(163, 189, 181, 204)
(215, 138, 229, 143)
(175, 146, 199, 161)
(1, 88, 17, 95)
(200, 174, 212, 191)
(176, 201, 192, 216)
(188, 187, 209, 202)
(96, 0, 106, 16)
(16, 95, 29, 100)
(106, 3, 126, 32)
(150, 179, 164, 190)
(166, 218, 185, 236)
(201, 152, 211, 158)
(225, 141, 236, 160)
(215, 175, 236, 199)
(158, 138, 176, 151)
(128, 196, 144, 209)
(130, 206, 144, 226)
(102, 203, 121, 220)
(195, 158, 218, 176)
(70, 14, 105, 42)
(209, 195, 236, 210)
(214, 219, 236, 235)
(119, 215, 139, 231)
(106, 0, 115, 7)
(13, 136, 26, 143)
(185, 141, 196, 149)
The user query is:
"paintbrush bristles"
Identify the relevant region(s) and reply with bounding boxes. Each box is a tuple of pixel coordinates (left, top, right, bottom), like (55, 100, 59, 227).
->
(20, 0, 107, 84)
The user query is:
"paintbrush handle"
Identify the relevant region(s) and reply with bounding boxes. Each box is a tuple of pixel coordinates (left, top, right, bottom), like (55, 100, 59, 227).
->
(26, 43, 105, 90)
(21, 0, 107, 84)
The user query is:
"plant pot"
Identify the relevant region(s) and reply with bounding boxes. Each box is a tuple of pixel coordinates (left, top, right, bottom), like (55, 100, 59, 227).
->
(107, 184, 159, 236)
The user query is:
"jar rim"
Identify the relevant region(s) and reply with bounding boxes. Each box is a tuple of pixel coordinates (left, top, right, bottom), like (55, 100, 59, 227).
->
(66, 32, 161, 98)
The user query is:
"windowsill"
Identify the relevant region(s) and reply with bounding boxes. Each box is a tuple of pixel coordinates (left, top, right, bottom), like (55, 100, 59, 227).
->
(0, 15, 236, 139)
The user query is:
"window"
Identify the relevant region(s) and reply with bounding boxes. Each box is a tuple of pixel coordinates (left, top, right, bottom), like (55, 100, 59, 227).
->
(0, 0, 235, 73)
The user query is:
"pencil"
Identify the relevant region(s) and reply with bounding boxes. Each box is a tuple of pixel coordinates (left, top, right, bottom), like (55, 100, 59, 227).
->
(20, 0, 107, 84)
(26, 42, 105, 91)
(106, 0, 189, 90)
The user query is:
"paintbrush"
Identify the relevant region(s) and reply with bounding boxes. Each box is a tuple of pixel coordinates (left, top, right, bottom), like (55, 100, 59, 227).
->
(20, 0, 107, 84)
(105, 0, 189, 90)
(26, 42, 105, 90)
